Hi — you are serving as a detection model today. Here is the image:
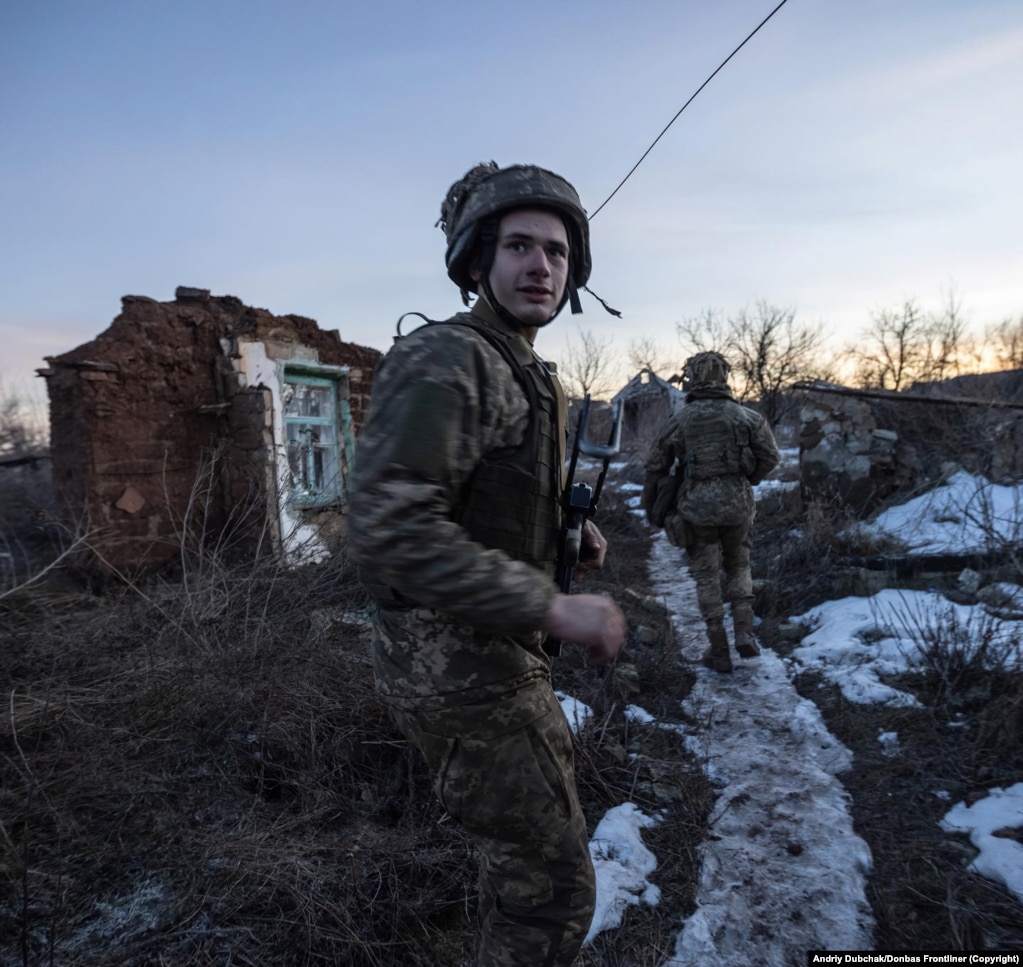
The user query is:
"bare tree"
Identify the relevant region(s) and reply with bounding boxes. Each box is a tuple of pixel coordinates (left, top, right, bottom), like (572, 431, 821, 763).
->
(0, 380, 47, 460)
(676, 302, 829, 425)
(627, 336, 680, 380)
(853, 299, 929, 391)
(559, 327, 619, 401)
(985, 314, 1023, 371)
(853, 292, 978, 391)
(676, 307, 728, 356)
(727, 303, 830, 424)
(926, 285, 975, 382)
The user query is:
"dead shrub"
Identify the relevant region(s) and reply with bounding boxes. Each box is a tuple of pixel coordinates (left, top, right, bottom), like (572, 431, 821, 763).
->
(754, 492, 910, 620)
(889, 596, 1021, 711)
(756, 499, 853, 616)
(0, 550, 479, 965)
(0, 482, 715, 965)
(972, 671, 1023, 775)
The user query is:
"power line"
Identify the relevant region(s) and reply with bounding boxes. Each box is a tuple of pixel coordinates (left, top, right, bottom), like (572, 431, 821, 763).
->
(589, 0, 792, 220)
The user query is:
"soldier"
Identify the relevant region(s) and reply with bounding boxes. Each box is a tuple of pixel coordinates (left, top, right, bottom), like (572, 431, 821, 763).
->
(641, 351, 779, 673)
(348, 161, 627, 966)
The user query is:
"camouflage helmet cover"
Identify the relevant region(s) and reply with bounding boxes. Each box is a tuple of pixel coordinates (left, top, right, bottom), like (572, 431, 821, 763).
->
(438, 161, 591, 295)
(683, 351, 731, 386)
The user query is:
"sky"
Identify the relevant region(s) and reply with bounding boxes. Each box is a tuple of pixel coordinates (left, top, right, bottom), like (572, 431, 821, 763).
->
(2, 0, 1022, 404)
(568, 460, 1023, 961)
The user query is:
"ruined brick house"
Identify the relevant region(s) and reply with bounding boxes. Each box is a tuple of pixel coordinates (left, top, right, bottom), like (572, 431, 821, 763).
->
(40, 288, 381, 574)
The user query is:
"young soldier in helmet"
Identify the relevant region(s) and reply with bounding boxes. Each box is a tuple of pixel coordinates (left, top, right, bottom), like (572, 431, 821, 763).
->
(641, 351, 780, 673)
(348, 162, 626, 965)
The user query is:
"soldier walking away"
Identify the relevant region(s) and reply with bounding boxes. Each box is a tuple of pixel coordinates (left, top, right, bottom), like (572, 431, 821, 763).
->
(348, 161, 627, 966)
(641, 351, 779, 673)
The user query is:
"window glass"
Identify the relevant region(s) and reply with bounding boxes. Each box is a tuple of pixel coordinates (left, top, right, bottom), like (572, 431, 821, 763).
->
(283, 373, 342, 505)
(285, 383, 333, 420)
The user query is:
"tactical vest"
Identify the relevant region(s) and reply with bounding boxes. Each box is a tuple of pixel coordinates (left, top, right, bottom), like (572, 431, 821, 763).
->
(440, 316, 565, 573)
(683, 410, 746, 481)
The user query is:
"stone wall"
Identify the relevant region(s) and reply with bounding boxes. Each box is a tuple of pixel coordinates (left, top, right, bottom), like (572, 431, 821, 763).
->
(799, 388, 916, 513)
(611, 370, 684, 451)
(799, 374, 1023, 514)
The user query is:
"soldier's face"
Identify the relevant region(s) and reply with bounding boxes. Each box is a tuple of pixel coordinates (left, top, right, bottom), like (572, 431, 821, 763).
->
(475, 208, 569, 327)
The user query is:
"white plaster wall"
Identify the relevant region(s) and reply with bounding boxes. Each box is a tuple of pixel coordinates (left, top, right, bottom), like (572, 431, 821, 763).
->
(236, 341, 330, 565)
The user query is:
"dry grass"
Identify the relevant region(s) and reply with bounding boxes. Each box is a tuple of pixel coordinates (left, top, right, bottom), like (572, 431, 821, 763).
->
(752, 494, 906, 620)
(1, 557, 463, 965)
(0, 488, 713, 966)
(4, 464, 1023, 963)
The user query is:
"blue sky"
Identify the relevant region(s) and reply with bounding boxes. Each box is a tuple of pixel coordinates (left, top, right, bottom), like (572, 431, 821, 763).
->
(2, 0, 1021, 396)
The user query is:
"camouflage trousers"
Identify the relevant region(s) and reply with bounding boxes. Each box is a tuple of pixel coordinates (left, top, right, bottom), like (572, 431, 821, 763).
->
(685, 521, 754, 623)
(390, 683, 596, 967)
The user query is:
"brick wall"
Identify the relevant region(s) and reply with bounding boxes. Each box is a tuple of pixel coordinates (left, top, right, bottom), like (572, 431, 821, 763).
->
(42, 290, 381, 575)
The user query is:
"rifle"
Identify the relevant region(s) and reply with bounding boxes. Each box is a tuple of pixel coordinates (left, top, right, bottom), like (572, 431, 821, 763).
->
(545, 394, 623, 656)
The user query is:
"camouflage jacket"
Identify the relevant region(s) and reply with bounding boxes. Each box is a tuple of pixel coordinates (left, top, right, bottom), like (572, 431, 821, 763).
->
(348, 299, 567, 709)
(641, 384, 780, 530)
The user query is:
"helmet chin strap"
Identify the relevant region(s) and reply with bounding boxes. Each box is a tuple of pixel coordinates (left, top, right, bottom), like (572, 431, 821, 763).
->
(568, 280, 582, 315)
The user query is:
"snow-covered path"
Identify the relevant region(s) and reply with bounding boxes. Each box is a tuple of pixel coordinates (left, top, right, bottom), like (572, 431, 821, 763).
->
(648, 533, 876, 965)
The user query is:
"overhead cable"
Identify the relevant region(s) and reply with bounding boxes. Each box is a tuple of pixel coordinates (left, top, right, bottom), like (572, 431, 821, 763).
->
(589, 0, 792, 220)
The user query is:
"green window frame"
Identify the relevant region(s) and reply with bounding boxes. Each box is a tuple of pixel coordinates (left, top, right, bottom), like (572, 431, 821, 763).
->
(283, 370, 345, 507)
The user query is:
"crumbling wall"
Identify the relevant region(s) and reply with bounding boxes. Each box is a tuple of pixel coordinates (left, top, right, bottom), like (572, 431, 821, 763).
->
(226, 300, 379, 428)
(44, 296, 229, 573)
(800, 389, 916, 513)
(42, 288, 380, 575)
(612, 370, 684, 451)
(799, 373, 1023, 514)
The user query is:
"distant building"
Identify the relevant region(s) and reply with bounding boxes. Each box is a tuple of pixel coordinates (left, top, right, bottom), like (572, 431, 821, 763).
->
(611, 369, 684, 448)
(40, 287, 381, 574)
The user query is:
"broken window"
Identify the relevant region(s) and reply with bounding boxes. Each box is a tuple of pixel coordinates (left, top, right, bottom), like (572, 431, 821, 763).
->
(283, 371, 345, 506)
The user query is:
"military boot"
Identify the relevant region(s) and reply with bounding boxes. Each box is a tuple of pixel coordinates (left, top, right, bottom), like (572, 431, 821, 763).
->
(732, 601, 760, 659)
(701, 619, 733, 673)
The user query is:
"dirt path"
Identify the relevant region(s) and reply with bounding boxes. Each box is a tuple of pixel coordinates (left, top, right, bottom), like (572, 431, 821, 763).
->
(648, 533, 876, 965)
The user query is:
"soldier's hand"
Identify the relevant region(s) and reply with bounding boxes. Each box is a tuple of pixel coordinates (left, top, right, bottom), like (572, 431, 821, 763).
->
(574, 520, 608, 577)
(543, 593, 626, 665)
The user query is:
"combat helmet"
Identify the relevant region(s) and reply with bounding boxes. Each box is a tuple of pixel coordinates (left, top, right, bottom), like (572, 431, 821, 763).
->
(437, 161, 591, 320)
(683, 351, 731, 387)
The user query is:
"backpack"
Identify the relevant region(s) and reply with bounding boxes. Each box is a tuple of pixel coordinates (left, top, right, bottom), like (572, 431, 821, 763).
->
(684, 411, 745, 481)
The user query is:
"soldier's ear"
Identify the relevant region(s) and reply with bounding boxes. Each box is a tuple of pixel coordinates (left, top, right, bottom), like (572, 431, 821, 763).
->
(469, 258, 482, 284)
